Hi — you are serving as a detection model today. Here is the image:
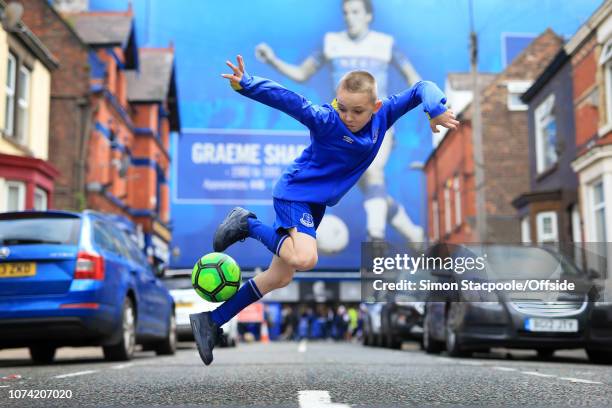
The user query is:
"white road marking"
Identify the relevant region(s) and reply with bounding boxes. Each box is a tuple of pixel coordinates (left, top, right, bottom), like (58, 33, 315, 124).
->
(559, 377, 603, 385)
(298, 339, 308, 353)
(298, 390, 350, 408)
(53, 370, 98, 379)
(492, 366, 517, 371)
(521, 371, 557, 378)
(111, 363, 134, 370)
(0, 385, 9, 388)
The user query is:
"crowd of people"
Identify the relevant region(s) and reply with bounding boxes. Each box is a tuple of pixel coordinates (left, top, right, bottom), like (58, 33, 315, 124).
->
(277, 304, 365, 341)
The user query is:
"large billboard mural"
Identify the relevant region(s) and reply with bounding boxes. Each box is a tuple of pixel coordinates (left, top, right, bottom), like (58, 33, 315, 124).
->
(90, 0, 602, 270)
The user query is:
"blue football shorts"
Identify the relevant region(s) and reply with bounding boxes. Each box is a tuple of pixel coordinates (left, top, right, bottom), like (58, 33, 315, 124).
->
(272, 198, 326, 238)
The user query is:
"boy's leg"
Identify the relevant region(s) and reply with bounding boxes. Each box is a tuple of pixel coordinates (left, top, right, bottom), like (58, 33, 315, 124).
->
(277, 227, 318, 272)
(191, 255, 295, 366)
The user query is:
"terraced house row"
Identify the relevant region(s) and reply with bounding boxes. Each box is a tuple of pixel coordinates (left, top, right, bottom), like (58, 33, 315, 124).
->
(0, 0, 181, 267)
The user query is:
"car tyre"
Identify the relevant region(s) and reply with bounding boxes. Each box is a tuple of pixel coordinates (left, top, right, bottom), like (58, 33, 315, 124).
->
(155, 312, 177, 355)
(103, 297, 136, 361)
(445, 303, 470, 357)
(536, 349, 555, 360)
(586, 348, 612, 364)
(29, 345, 56, 364)
(423, 311, 443, 354)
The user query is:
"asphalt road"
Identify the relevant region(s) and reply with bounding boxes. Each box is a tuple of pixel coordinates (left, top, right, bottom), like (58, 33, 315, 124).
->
(1, 341, 611, 407)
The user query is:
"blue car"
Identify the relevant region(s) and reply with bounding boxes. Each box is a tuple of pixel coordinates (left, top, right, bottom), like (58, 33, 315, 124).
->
(0, 210, 176, 363)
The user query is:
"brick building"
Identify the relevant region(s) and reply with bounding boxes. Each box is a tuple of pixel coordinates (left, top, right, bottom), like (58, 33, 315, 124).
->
(20, 0, 91, 211)
(424, 29, 564, 244)
(569, 1, 612, 248)
(21, 0, 180, 265)
(125, 47, 180, 265)
(0, 2, 59, 212)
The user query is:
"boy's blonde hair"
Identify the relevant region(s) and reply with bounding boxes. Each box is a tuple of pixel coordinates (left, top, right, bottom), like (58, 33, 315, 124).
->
(337, 71, 378, 103)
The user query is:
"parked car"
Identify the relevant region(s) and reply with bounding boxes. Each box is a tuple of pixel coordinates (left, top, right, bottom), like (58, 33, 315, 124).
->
(421, 244, 612, 364)
(362, 270, 424, 349)
(162, 271, 239, 347)
(0, 210, 176, 363)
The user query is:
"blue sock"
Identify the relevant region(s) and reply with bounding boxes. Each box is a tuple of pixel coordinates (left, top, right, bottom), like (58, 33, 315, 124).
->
(247, 218, 288, 256)
(211, 279, 263, 326)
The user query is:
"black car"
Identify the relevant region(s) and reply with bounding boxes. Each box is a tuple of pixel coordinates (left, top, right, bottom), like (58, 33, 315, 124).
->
(421, 244, 612, 364)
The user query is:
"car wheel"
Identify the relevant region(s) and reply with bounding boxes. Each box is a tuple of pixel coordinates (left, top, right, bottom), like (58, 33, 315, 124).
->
(445, 303, 470, 357)
(536, 349, 555, 360)
(362, 325, 370, 346)
(29, 345, 56, 364)
(586, 348, 612, 364)
(423, 311, 443, 354)
(103, 297, 136, 361)
(385, 330, 402, 349)
(155, 313, 177, 355)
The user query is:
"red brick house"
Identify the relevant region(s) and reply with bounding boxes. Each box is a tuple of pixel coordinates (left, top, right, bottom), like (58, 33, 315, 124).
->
(425, 29, 564, 244)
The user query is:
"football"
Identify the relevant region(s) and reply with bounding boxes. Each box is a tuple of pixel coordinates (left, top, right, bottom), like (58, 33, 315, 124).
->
(191, 252, 241, 302)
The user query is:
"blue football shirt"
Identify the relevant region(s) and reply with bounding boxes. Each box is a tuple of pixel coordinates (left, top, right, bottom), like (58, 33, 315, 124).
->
(234, 72, 447, 207)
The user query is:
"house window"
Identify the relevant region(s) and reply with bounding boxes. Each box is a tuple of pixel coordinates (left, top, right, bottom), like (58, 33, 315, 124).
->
(4, 52, 16, 136)
(444, 186, 451, 234)
(5, 181, 25, 211)
(599, 39, 612, 125)
(16, 66, 30, 144)
(432, 199, 439, 242)
(534, 94, 557, 173)
(507, 81, 532, 111)
(521, 216, 531, 243)
(536, 211, 558, 243)
(34, 187, 47, 211)
(453, 176, 461, 227)
(591, 180, 607, 242)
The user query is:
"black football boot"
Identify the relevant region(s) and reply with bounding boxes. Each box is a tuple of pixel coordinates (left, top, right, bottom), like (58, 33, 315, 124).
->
(189, 311, 223, 366)
(213, 207, 256, 252)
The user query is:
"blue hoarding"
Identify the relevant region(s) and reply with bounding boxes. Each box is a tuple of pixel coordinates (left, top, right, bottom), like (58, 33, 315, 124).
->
(90, 0, 603, 270)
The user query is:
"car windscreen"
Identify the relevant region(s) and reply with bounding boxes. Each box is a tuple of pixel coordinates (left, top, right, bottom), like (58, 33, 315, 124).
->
(0, 216, 81, 245)
(476, 245, 582, 279)
(162, 276, 192, 290)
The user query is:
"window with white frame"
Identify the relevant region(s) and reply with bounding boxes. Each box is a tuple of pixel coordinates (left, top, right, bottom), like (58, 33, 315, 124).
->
(444, 186, 451, 234)
(453, 176, 461, 227)
(536, 211, 558, 243)
(534, 93, 558, 173)
(34, 187, 47, 211)
(5, 181, 25, 211)
(4, 52, 16, 136)
(16, 66, 30, 144)
(507, 81, 532, 111)
(521, 216, 531, 243)
(432, 200, 439, 242)
(591, 180, 607, 242)
(599, 38, 612, 126)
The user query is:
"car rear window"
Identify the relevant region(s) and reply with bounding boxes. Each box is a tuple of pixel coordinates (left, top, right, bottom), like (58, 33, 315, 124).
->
(0, 217, 81, 245)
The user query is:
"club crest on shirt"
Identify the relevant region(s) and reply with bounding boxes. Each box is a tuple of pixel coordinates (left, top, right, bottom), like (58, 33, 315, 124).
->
(342, 135, 354, 144)
(300, 213, 315, 228)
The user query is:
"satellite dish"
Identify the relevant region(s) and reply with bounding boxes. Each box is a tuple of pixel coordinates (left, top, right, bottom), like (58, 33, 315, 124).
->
(2, 2, 24, 32)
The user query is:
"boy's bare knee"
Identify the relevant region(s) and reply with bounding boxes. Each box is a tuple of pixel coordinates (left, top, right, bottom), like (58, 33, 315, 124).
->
(291, 253, 318, 271)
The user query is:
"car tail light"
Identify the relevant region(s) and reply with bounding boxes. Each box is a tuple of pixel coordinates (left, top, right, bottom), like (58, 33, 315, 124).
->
(74, 251, 105, 280)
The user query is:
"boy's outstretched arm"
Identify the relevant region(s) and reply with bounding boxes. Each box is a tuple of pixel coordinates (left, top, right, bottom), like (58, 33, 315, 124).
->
(222, 55, 332, 131)
(382, 80, 459, 132)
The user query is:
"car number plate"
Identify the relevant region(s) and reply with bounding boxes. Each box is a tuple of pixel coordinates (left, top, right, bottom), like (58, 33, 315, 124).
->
(0, 262, 37, 278)
(525, 318, 578, 332)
